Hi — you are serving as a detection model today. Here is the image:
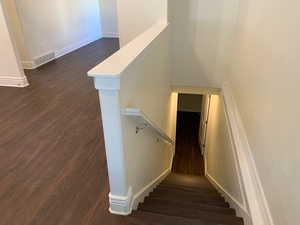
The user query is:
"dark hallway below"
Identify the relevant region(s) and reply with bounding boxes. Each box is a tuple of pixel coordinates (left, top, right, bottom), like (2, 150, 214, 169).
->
(172, 111, 205, 176)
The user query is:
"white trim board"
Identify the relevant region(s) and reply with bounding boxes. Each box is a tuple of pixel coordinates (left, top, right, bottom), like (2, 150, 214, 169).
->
(171, 85, 221, 95)
(221, 83, 274, 225)
(0, 76, 29, 87)
(102, 32, 119, 38)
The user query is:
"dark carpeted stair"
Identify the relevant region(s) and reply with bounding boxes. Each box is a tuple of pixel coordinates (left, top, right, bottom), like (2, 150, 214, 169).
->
(129, 173, 244, 225)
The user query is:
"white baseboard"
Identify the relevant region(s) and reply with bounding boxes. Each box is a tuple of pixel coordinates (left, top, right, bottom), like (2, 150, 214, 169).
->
(55, 35, 102, 58)
(109, 187, 133, 215)
(102, 32, 119, 38)
(21, 35, 102, 70)
(131, 167, 171, 211)
(222, 83, 274, 225)
(0, 76, 29, 87)
(21, 61, 36, 70)
(206, 173, 252, 225)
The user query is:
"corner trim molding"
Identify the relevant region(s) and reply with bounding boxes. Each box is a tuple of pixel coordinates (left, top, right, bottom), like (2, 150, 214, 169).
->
(0, 76, 29, 87)
(222, 82, 274, 225)
(102, 32, 119, 38)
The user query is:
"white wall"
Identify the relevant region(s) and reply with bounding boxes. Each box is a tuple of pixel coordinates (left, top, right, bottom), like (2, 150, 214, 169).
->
(14, 0, 102, 62)
(119, 26, 176, 196)
(117, 0, 167, 46)
(99, 0, 118, 37)
(1, 0, 30, 62)
(168, 0, 239, 88)
(205, 95, 248, 219)
(0, 2, 28, 87)
(226, 0, 300, 224)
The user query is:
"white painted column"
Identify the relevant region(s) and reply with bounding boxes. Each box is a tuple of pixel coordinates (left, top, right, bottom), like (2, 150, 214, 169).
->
(93, 76, 132, 215)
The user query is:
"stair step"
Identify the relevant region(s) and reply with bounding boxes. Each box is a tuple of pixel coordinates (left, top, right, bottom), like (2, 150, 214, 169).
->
(142, 198, 236, 215)
(148, 194, 230, 207)
(131, 211, 236, 225)
(163, 173, 215, 189)
(158, 183, 219, 194)
(135, 208, 243, 225)
(151, 188, 225, 202)
(156, 186, 221, 197)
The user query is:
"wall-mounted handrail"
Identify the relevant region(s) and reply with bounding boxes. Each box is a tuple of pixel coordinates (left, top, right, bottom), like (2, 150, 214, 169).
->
(122, 108, 175, 145)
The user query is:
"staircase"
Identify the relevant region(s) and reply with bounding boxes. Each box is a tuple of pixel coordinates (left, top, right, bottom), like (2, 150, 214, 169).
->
(128, 173, 244, 225)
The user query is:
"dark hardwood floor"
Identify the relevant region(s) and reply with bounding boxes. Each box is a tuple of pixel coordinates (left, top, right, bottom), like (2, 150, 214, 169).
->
(0, 38, 138, 225)
(172, 111, 205, 176)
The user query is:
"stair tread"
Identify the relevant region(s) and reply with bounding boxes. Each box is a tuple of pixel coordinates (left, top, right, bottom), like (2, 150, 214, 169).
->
(131, 211, 238, 225)
(139, 206, 243, 224)
(133, 173, 243, 225)
(142, 198, 236, 215)
(148, 195, 230, 207)
(163, 173, 215, 189)
(158, 183, 219, 194)
(155, 186, 223, 199)
(150, 189, 226, 203)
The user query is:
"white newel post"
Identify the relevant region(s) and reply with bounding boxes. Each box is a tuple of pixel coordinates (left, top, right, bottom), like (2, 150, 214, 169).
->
(92, 75, 132, 215)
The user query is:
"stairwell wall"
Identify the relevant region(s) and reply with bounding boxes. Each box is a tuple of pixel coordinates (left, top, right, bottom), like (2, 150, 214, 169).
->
(168, 0, 239, 88)
(205, 94, 251, 224)
(225, 0, 300, 224)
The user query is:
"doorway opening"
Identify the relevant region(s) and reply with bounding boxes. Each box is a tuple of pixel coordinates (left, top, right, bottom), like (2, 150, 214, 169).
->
(172, 93, 211, 176)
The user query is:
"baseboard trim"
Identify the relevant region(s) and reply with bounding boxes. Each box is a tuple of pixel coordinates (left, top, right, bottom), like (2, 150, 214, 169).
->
(206, 173, 252, 225)
(131, 167, 171, 211)
(22, 35, 102, 70)
(21, 61, 36, 70)
(102, 32, 119, 38)
(55, 36, 102, 59)
(0, 76, 29, 87)
(222, 83, 274, 225)
(109, 187, 133, 215)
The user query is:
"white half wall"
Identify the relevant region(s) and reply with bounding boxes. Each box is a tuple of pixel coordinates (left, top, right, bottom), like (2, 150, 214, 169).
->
(89, 23, 176, 215)
(99, 0, 119, 38)
(117, 0, 167, 46)
(119, 26, 175, 200)
(0, 2, 28, 87)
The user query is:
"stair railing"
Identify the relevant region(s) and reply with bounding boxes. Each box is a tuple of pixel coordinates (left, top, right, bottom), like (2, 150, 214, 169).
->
(122, 108, 175, 145)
